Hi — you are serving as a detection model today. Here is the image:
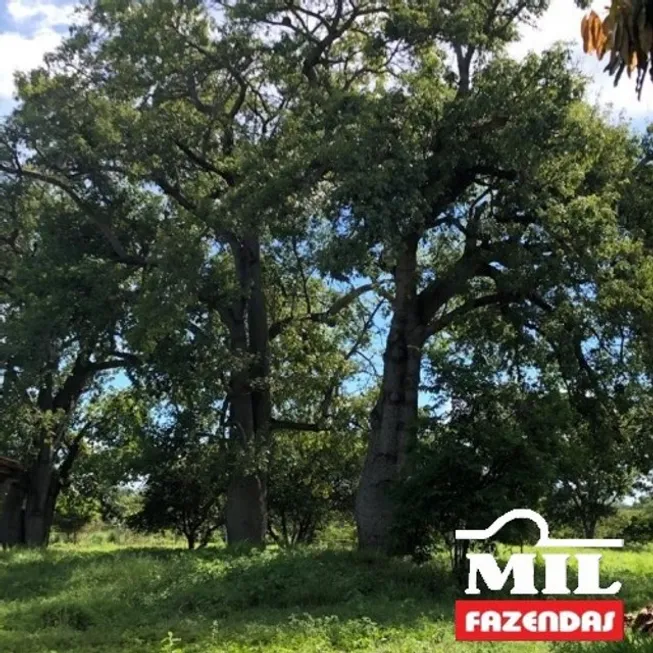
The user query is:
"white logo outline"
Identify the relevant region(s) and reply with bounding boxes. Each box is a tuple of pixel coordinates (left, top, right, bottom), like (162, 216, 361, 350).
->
(455, 509, 623, 549)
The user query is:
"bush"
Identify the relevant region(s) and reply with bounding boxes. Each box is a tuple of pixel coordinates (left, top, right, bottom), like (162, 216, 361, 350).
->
(52, 487, 100, 543)
(623, 510, 653, 545)
(267, 430, 364, 546)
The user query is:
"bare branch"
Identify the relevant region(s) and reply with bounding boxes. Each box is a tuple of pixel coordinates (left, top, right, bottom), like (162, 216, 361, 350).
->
(269, 282, 377, 340)
(269, 419, 327, 433)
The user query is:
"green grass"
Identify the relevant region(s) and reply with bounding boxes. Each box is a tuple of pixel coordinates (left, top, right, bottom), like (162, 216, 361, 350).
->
(1, 540, 652, 653)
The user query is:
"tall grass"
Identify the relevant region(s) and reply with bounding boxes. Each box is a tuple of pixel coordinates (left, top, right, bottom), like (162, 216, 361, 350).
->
(0, 539, 651, 652)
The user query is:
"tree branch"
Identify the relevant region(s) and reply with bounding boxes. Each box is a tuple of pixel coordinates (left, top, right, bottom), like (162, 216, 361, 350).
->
(269, 419, 328, 433)
(173, 140, 236, 187)
(418, 255, 483, 327)
(268, 282, 376, 340)
(425, 292, 511, 338)
(0, 163, 146, 266)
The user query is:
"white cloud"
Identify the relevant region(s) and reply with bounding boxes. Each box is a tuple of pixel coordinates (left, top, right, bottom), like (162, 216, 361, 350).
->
(7, 0, 76, 26)
(0, 28, 62, 100)
(508, 0, 583, 59)
(508, 0, 653, 125)
(0, 0, 76, 102)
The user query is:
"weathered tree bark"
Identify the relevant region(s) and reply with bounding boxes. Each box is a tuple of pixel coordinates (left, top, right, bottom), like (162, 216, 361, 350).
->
(355, 237, 424, 552)
(226, 473, 267, 545)
(23, 454, 60, 547)
(0, 459, 60, 548)
(225, 351, 268, 545)
(0, 481, 26, 548)
(0, 449, 61, 548)
(355, 218, 494, 553)
(224, 236, 270, 547)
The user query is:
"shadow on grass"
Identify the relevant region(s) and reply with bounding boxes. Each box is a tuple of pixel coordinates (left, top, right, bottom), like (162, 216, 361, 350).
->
(0, 546, 457, 651)
(0, 546, 199, 602)
(2, 545, 652, 652)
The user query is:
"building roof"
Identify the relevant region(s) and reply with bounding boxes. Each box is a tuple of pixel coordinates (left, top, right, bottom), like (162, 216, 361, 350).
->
(0, 456, 25, 483)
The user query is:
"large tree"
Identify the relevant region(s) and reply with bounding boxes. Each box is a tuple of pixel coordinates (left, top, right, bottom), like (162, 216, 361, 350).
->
(4, 0, 653, 555)
(0, 175, 145, 546)
(282, 4, 653, 549)
(415, 302, 653, 545)
(0, 0, 381, 546)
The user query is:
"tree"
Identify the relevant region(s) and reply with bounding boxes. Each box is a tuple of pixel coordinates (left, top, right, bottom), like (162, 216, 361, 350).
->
(4, 0, 653, 557)
(181, 0, 653, 553)
(393, 324, 564, 565)
(0, 174, 145, 546)
(88, 384, 231, 550)
(128, 417, 229, 550)
(623, 501, 653, 544)
(50, 389, 149, 535)
(395, 407, 556, 568)
(542, 389, 653, 538)
(407, 271, 653, 548)
(52, 486, 99, 543)
(267, 393, 370, 546)
(266, 430, 362, 545)
(1, 0, 380, 546)
(306, 15, 650, 549)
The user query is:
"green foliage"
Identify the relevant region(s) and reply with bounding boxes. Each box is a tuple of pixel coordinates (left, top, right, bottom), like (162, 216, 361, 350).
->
(0, 175, 146, 462)
(540, 382, 653, 538)
(623, 504, 653, 544)
(52, 488, 100, 543)
(127, 411, 229, 549)
(595, 508, 637, 542)
(98, 489, 143, 528)
(395, 291, 653, 560)
(393, 383, 558, 566)
(385, 0, 551, 51)
(3, 0, 653, 562)
(267, 427, 365, 546)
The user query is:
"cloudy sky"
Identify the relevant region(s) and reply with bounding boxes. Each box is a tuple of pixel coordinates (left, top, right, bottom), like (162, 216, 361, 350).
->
(0, 0, 74, 114)
(0, 0, 651, 130)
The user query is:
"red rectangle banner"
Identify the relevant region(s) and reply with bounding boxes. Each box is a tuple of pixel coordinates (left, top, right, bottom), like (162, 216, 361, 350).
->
(455, 599, 624, 641)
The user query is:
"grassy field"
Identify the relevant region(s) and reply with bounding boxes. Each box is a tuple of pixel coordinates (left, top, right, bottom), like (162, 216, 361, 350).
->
(1, 535, 652, 653)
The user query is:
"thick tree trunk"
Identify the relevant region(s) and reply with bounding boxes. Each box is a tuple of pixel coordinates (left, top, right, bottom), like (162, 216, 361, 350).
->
(226, 474, 266, 545)
(0, 464, 59, 548)
(0, 355, 107, 549)
(355, 238, 424, 552)
(0, 481, 26, 548)
(0, 446, 62, 549)
(224, 236, 270, 547)
(225, 376, 267, 545)
(23, 451, 60, 547)
(186, 532, 196, 550)
(225, 364, 267, 545)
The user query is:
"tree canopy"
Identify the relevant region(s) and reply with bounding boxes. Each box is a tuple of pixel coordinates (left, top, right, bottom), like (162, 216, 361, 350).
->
(1, 0, 653, 555)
